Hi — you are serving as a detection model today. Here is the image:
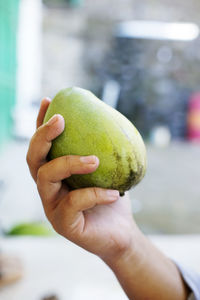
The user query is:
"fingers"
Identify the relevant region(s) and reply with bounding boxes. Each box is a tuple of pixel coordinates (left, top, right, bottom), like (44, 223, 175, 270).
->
(37, 155, 100, 205)
(27, 114, 65, 181)
(52, 187, 120, 236)
(37, 97, 51, 129)
(67, 187, 120, 212)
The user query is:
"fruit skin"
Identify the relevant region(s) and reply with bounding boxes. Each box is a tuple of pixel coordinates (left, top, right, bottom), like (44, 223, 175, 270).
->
(44, 87, 147, 195)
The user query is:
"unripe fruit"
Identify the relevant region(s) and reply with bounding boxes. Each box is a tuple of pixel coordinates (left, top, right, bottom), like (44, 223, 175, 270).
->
(44, 87, 147, 195)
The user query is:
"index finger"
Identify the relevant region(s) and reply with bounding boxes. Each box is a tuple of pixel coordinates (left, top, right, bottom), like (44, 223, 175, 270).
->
(27, 114, 65, 181)
(37, 97, 51, 129)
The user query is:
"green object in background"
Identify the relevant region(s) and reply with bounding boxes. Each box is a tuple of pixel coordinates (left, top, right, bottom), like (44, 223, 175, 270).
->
(43, 0, 83, 8)
(7, 222, 54, 236)
(68, 0, 83, 7)
(0, 1, 20, 150)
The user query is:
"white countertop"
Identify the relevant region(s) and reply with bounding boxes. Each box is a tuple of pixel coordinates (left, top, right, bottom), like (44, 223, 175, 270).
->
(0, 235, 200, 300)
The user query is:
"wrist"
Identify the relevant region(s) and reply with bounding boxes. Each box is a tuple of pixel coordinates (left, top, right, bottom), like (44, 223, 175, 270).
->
(102, 224, 146, 272)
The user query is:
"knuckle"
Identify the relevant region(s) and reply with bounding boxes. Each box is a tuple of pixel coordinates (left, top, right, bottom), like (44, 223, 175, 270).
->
(35, 123, 52, 144)
(29, 130, 41, 147)
(32, 129, 39, 140)
(92, 187, 99, 199)
(36, 123, 47, 137)
(65, 156, 72, 176)
(67, 192, 75, 207)
(43, 121, 60, 142)
(35, 125, 44, 138)
(45, 122, 51, 131)
(37, 166, 46, 184)
(26, 144, 34, 168)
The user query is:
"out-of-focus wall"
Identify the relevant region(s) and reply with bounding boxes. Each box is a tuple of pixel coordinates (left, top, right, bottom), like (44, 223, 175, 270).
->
(16, 0, 42, 108)
(15, 0, 42, 138)
(0, 0, 42, 145)
(0, 0, 20, 149)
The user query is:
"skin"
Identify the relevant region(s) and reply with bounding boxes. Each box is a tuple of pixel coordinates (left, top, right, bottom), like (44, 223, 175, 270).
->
(27, 97, 190, 300)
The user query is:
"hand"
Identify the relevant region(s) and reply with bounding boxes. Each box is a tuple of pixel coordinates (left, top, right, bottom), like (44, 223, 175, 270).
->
(27, 98, 189, 300)
(27, 97, 137, 261)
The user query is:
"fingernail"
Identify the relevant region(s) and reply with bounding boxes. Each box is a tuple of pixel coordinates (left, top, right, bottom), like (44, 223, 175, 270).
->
(106, 190, 119, 199)
(48, 114, 63, 126)
(80, 155, 98, 164)
(44, 96, 51, 101)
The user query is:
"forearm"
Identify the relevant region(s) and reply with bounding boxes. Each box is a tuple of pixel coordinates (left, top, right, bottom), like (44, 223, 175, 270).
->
(104, 228, 190, 300)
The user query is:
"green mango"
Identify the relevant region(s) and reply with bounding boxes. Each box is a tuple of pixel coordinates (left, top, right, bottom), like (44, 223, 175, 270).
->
(44, 87, 146, 195)
(7, 222, 53, 236)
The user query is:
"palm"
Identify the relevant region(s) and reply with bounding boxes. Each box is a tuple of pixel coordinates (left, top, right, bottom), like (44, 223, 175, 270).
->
(78, 194, 135, 256)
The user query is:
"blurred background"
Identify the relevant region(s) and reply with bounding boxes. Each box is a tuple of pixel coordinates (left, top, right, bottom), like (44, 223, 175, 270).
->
(0, 0, 200, 299)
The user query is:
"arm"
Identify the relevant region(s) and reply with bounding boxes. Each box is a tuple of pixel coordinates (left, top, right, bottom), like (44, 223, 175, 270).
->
(104, 228, 190, 300)
(27, 97, 190, 300)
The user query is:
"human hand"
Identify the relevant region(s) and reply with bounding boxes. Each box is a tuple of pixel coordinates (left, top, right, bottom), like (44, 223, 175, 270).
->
(26, 98, 190, 300)
(26, 97, 137, 262)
